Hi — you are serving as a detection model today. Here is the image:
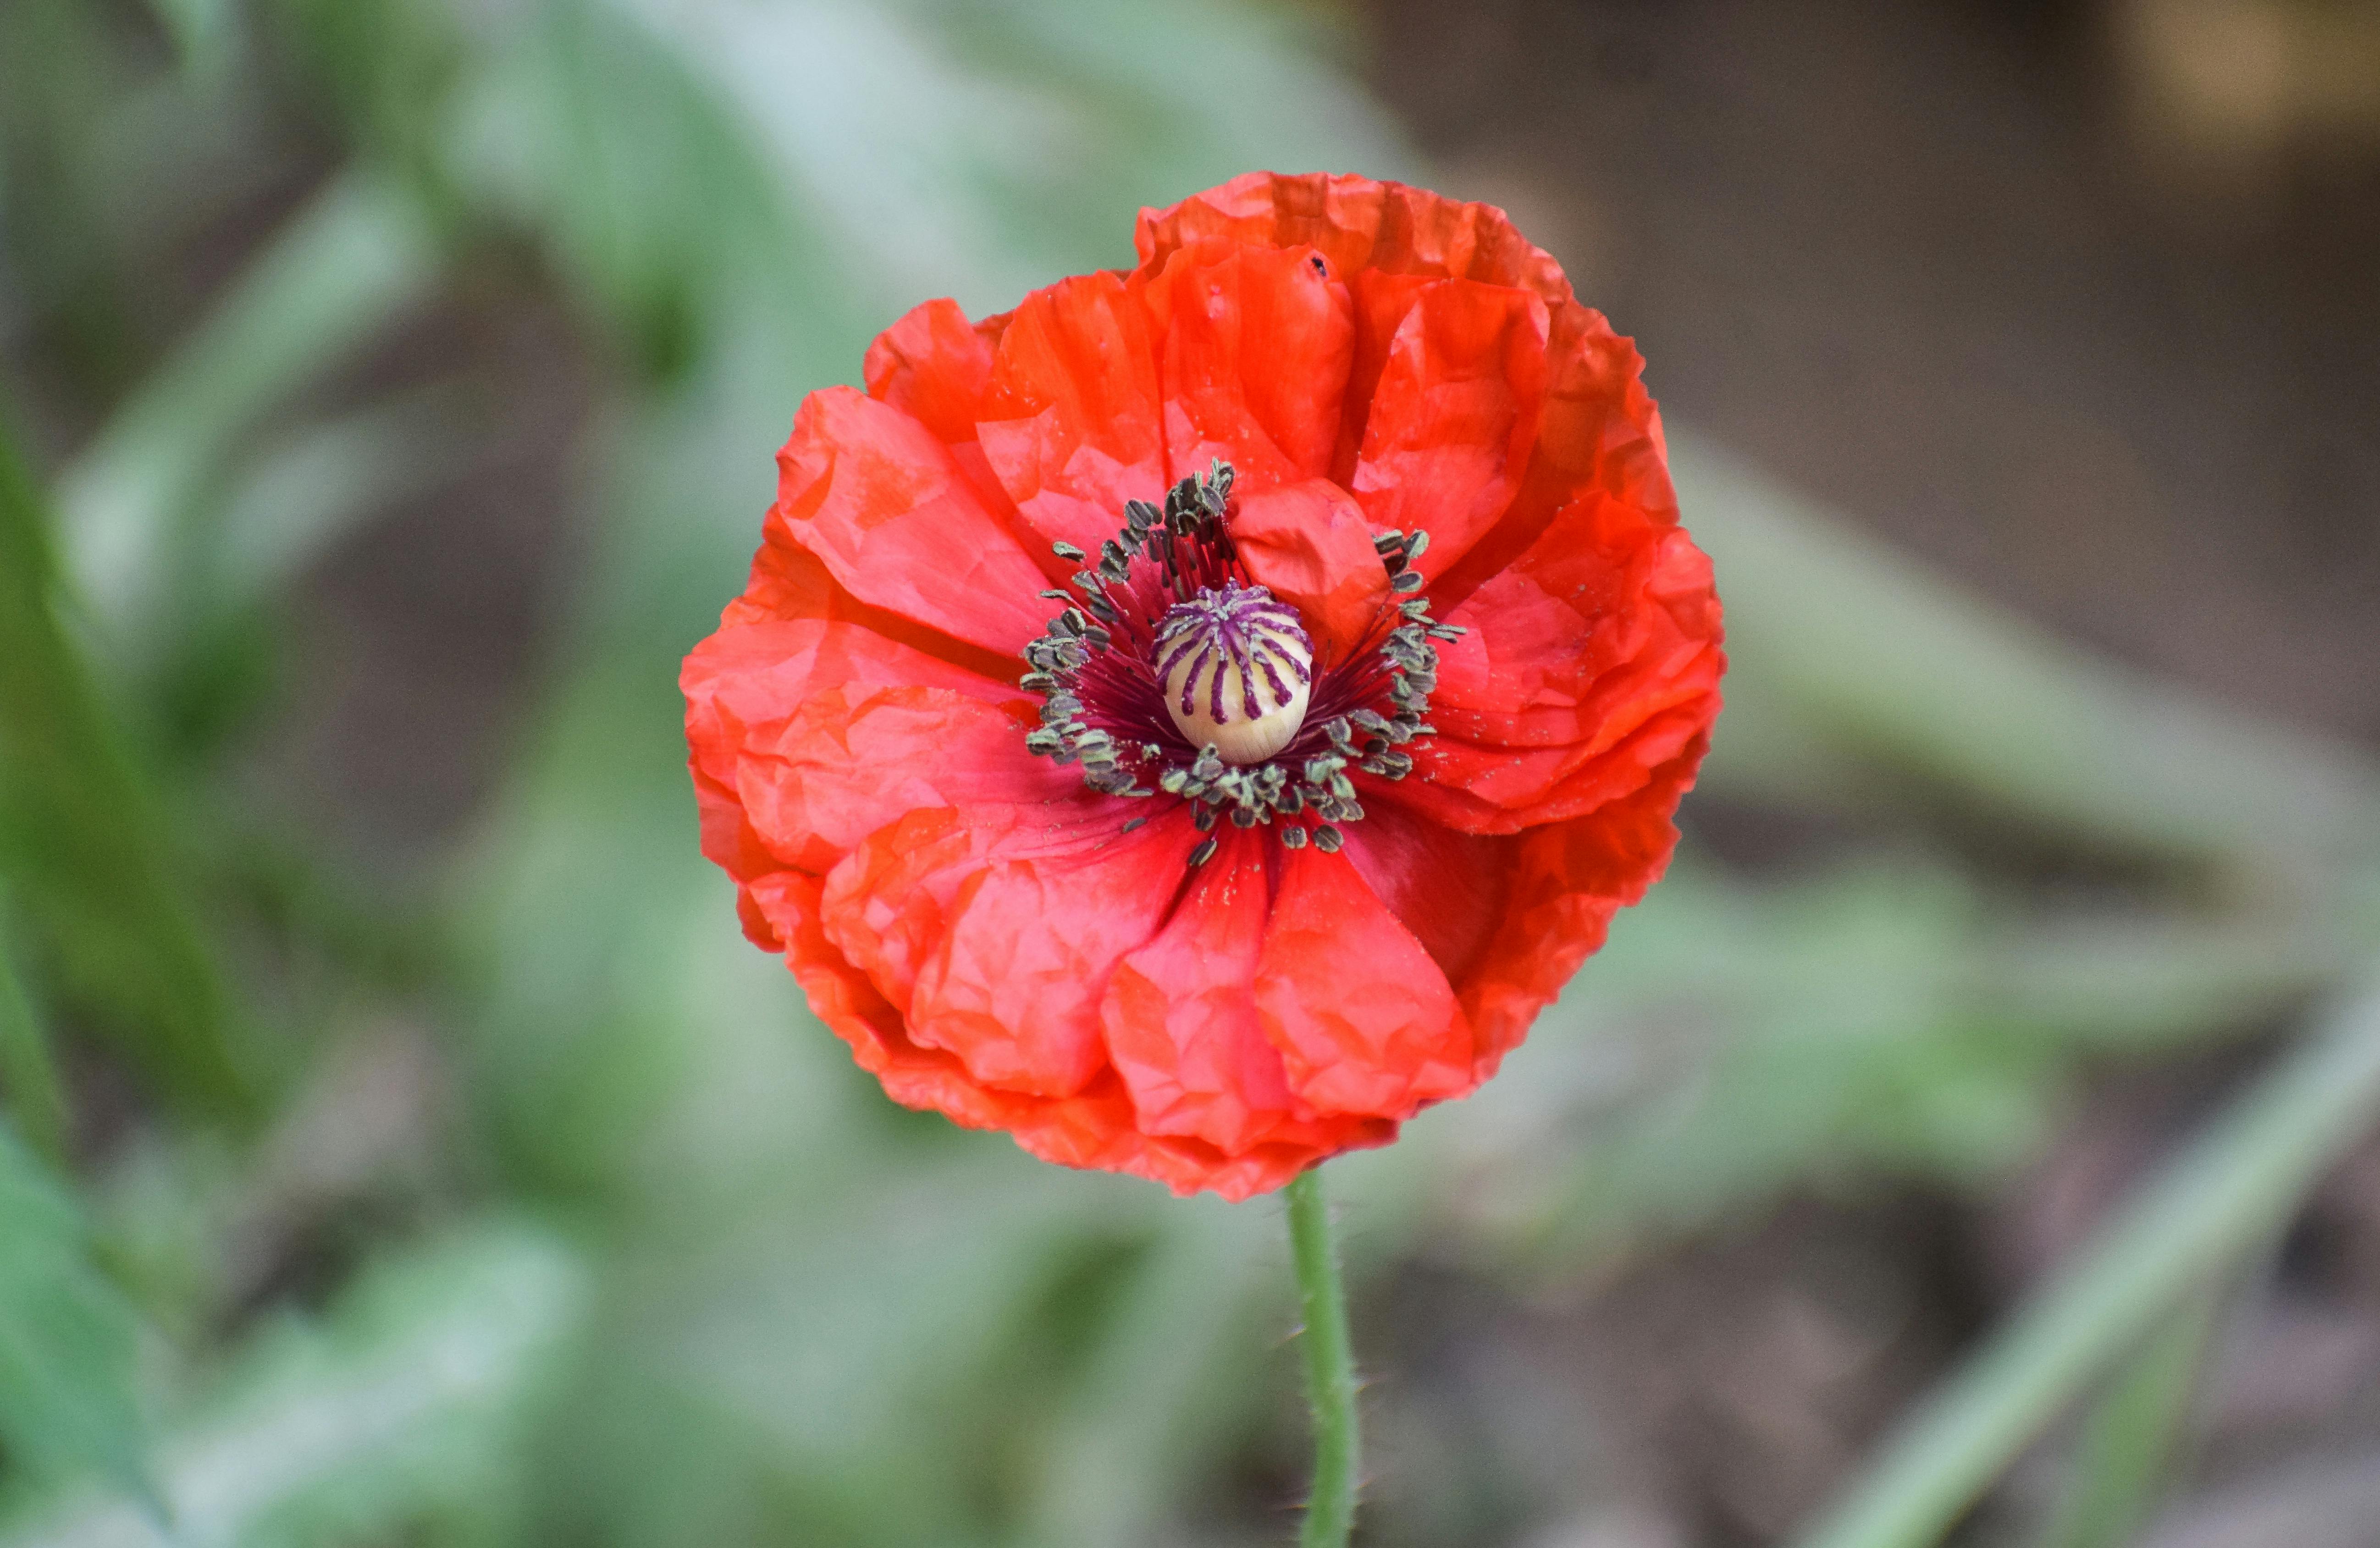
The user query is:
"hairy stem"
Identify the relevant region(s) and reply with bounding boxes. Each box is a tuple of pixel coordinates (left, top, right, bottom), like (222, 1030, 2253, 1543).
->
(1286, 1166, 1360, 1547)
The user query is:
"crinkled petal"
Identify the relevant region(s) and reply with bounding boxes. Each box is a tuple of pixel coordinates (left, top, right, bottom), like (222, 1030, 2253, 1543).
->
(682, 171, 1724, 1202)
(1254, 848, 1472, 1117)
(744, 867, 1389, 1201)
(1395, 495, 1723, 832)
(1230, 478, 1393, 661)
(1101, 830, 1385, 1155)
(747, 868, 1145, 1156)
(1433, 304, 1672, 607)
(819, 805, 1192, 1098)
(1136, 171, 1573, 303)
(977, 271, 1168, 558)
(683, 618, 1065, 876)
(1135, 241, 1353, 492)
(774, 387, 1053, 655)
(1347, 278, 1549, 583)
(1458, 743, 1702, 1076)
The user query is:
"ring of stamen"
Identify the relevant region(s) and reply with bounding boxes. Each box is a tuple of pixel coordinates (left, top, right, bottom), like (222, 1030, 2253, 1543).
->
(1018, 460, 1463, 864)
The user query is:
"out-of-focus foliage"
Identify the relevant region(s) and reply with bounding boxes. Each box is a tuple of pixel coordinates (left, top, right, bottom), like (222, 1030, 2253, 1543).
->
(1, 1, 2376, 1545)
(0, 1126, 152, 1508)
(0, 414, 250, 1119)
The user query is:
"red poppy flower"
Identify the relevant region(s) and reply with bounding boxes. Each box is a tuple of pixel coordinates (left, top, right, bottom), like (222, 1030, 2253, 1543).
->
(682, 172, 1723, 1200)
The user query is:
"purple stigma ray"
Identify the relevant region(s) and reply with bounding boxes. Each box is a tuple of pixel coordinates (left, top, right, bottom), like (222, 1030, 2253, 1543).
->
(1151, 580, 1313, 725)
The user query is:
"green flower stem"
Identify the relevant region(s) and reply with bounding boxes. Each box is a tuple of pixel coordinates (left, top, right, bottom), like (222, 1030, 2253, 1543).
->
(1795, 969, 2380, 1548)
(1286, 1167, 1360, 1548)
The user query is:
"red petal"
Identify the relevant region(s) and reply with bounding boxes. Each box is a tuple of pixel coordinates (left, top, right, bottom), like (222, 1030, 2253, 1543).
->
(749, 870, 1145, 1153)
(1459, 745, 1701, 1076)
(977, 271, 1168, 558)
(1137, 172, 1573, 303)
(1336, 801, 1517, 991)
(1347, 278, 1549, 583)
(1396, 497, 1723, 832)
(683, 619, 1071, 879)
(1229, 479, 1393, 662)
(1430, 304, 1672, 607)
(746, 868, 1394, 1202)
(1101, 831, 1375, 1155)
(1134, 241, 1353, 491)
(1331, 270, 1433, 481)
(863, 297, 996, 447)
(1254, 848, 1472, 1117)
(774, 387, 1053, 655)
(722, 533, 1021, 681)
(819, 805, 1194, 1098)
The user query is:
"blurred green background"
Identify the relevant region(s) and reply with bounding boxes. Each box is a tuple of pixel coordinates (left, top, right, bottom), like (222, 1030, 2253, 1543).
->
(4, 1, 2380, 1544)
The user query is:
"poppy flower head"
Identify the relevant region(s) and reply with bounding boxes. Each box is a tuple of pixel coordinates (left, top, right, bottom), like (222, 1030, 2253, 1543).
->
(683, 171, 1725, 1201)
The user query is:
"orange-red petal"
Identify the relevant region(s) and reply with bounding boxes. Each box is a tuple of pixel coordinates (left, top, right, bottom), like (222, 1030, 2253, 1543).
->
(977, 271, 1168, 557)
(819, 804, 1192, 1098)
(1254, 847, 1472, 1118)
(1403, 491, 1723, 832)
(773, 387, 1053, 655)
(1229, 479, 1394, 662)
(1100, 831, 1383, 1157)
(1134, 240, 1353, 492)
(683, 619, 1063, 876)
(1347, 278, 1549, 581)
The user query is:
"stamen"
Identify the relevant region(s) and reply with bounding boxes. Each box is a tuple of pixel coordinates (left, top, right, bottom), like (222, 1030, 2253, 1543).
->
(1015, 462, 1462, 861)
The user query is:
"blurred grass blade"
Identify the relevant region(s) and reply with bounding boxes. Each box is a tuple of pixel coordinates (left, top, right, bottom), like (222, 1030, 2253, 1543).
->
(0, 1221, 588, 1548)
(1670, 427, 2380, 869)
(0, 414, 252, 1118)
(0, 1124, 156, 1508)
(2037, 1284, 2220, 1548)
(142, 0, 238, 83)
(0, 912, 69, 1166)
(1793, 971, 2380, 1548)
(54, 171, 437, 654)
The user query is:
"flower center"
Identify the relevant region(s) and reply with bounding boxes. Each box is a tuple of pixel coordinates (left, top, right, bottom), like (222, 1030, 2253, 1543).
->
(1017, 461, 1461, 864)
(1155, 583, 1313, 765)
